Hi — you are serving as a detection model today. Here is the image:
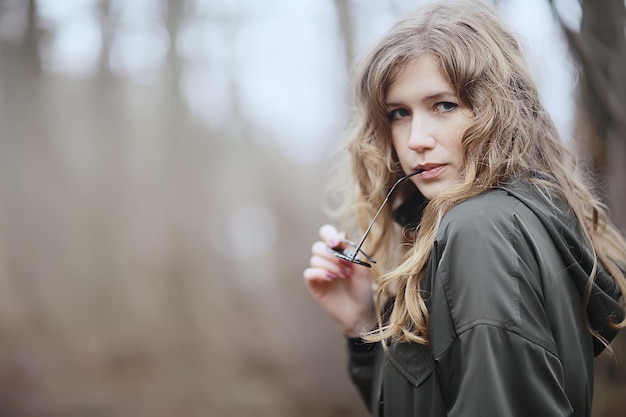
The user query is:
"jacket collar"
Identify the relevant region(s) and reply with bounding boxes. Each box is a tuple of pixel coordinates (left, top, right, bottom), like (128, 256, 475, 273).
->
(392, 190, 429, 230)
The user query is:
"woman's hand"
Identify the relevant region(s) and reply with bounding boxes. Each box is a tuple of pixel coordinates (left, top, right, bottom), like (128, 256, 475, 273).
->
(303, 224, 376, 338)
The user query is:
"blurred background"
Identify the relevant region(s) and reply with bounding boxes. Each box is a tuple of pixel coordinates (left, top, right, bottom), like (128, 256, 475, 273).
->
(0, 0, 625, 416)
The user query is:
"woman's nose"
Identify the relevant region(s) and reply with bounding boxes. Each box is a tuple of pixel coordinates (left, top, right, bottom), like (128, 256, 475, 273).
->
(407, 117, 436, 152)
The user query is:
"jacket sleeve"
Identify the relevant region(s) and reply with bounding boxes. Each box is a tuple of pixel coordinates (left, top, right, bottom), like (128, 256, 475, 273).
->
(431, 204, 575, 417)
(346, 336, 379, 412)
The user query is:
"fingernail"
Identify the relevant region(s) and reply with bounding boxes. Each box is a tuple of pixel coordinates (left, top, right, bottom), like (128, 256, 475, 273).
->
(326, 271, 339, 280)
(338, 258, 352, 266)
(342, 267, 353, 277)
(329, 238, 339, 248)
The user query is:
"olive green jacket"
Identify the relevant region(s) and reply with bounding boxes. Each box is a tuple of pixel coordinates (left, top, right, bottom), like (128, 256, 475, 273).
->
(347, 180, 624, 417)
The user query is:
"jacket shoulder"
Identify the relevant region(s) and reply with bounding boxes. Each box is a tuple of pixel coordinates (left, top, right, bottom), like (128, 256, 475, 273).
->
(430, 189, 556, 353)
(438, 189, 523, 238)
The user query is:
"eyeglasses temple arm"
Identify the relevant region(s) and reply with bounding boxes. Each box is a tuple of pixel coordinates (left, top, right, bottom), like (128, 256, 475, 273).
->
(349, 169, 423, 263)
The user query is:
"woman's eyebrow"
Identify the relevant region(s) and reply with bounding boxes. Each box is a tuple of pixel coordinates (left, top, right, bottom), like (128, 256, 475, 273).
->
(423, 91, 457, 101)
(385, 91, 457, 107)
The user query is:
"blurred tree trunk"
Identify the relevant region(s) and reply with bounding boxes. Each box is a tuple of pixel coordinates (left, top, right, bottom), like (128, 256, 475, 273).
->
(333, 0, 358, 114)
(333, 0, 356, 76)
(0, 0, 46, 326)
(550, 0, 626, 230)
(549, 1, 626, 416)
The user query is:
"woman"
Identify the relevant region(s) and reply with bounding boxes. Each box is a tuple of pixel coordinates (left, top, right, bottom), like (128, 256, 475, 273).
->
(303, 1, 626, 416)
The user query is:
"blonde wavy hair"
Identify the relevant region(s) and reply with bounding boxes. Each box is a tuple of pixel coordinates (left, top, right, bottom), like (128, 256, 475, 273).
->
(336, 0, 626, 345)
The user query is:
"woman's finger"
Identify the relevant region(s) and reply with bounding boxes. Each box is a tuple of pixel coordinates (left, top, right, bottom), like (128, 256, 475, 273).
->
(311, 240, 340, 257)
(309, 253, 353, 278)
(303, 266, 336, 282)
(319, 224, 341, 248)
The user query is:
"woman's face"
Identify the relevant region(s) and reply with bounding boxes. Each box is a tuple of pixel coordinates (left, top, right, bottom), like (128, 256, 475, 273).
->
(386, 56, 473, 200)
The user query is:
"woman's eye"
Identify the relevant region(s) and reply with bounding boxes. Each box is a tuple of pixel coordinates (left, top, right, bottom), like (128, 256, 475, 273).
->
(388, 108, 410, 121)
(435, 102, 457, 112)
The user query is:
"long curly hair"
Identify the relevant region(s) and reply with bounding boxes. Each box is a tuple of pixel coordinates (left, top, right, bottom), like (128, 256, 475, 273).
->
(337, 0, 626, 345)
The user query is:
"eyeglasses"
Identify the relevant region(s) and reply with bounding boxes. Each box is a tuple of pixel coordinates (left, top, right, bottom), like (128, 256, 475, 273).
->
(331, 169, 423, 268)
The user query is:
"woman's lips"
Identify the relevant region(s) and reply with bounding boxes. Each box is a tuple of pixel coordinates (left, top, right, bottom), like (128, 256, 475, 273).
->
(418, 165, 446, 180)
